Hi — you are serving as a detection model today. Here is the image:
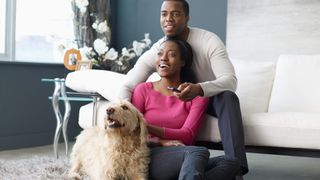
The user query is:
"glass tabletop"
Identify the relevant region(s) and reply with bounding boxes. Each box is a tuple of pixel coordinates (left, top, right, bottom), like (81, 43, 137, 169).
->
(49, 92, 101, 102)
(48, 96, 97, 102)
(42, 78, 101, 102)
(41, 78, 65, 82)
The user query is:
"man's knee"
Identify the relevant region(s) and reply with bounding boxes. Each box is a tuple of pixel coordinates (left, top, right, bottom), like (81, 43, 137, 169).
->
(218, 91, 239, 103)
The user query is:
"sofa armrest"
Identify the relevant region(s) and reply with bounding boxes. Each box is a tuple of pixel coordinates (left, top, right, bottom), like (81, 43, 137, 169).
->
(65, 70, 125, 101)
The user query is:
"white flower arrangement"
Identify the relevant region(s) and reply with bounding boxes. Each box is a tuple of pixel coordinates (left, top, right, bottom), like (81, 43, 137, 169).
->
(71, 0, 152, 73)
(80, 32, 151, 73)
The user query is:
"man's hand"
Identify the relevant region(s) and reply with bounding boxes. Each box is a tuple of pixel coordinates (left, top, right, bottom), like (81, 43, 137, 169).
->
(174, 83, 204, 101)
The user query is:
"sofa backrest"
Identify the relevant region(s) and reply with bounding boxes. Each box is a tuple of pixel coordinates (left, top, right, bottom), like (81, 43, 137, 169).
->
(268, 54, 320, 113)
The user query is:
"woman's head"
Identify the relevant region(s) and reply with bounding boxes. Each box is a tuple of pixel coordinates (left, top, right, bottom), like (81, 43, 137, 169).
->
(156, 37, 195, 83)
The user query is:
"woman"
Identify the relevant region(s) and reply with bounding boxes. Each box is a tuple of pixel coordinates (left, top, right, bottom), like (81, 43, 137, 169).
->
(131, 37, 240, 180)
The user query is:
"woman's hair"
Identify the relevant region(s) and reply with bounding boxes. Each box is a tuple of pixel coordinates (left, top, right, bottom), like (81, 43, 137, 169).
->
(162, 37, 196, 83)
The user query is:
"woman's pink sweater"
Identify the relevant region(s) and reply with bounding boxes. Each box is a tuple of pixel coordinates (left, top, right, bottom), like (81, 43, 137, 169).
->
(131, 82, 209, 145)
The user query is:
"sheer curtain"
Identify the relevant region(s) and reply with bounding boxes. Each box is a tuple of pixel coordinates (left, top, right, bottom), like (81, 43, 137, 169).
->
(71, 0, 111, 48)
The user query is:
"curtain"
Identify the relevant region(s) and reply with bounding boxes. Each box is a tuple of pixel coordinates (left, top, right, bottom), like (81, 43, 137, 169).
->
(71, 0, 111, 48)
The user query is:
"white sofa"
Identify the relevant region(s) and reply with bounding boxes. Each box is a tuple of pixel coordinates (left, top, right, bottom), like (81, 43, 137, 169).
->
(66, 54, 320, 150)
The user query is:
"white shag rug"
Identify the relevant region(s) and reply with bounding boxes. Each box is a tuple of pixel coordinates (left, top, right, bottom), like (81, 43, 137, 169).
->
(0, 155, 89, 180)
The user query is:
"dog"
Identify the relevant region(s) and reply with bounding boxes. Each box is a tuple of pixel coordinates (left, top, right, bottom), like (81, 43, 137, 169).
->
(69, 100, 150, 180)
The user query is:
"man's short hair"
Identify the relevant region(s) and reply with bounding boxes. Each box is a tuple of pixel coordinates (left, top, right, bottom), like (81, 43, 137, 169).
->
(164, 0, 189, 16)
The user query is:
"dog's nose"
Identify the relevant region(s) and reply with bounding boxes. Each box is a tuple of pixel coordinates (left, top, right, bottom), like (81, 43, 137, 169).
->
(106, 107, 115, 115)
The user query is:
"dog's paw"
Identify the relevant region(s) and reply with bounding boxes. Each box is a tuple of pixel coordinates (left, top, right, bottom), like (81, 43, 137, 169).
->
(68, 171, 81, 180)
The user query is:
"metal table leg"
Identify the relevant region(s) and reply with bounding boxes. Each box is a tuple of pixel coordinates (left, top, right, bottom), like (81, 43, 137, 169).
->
(92, 96, 101, 127)
(46, 78, 101, 158)
(51, 78, 63, 159)
(61, 79, 71, 155)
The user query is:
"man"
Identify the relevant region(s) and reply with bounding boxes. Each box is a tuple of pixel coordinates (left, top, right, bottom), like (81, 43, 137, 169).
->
(119, 0, 248, 178)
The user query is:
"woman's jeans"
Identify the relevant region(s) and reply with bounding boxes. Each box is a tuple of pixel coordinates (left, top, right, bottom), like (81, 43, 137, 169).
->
(149, 146, 240, 180)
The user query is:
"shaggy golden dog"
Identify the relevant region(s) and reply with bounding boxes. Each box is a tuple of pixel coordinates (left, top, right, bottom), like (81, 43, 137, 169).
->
(69, 100, 150, 180)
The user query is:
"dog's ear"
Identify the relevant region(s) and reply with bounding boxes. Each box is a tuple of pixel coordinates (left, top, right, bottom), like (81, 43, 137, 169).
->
(136, 110, 148, 145)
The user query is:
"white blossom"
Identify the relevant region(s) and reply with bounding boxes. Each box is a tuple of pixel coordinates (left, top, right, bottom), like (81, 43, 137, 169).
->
(75, 0, 89, 14)
(121, 48, 130, 57)
(93, 39, 109, 55)
(132, 41, 147, 56)
(79, 46, 93, 60)
(93, 20, 110, 34)
(143, 33, 152, 47)
(92, 20, 98, 30)
(121, 47, 135, 59)
(98, 21, 110, 34)
(105, 48, 118, 60)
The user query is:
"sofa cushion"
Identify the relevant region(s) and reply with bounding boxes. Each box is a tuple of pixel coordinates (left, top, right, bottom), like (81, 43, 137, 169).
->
(233, 60, 276, 115)
(65, 70, 125, 101)
(268, 54, 320, 112)
(243, 112, 320, 149)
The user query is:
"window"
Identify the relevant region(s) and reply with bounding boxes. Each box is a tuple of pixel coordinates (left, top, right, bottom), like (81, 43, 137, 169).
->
(1, 0, 74, 63)
(0, 0, 6, 54)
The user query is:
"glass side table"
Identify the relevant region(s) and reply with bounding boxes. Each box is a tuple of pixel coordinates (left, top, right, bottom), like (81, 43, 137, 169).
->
(42, 78, 101, 159)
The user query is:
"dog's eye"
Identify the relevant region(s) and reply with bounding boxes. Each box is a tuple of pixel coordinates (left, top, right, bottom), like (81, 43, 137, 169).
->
(121, 105, 129, 110)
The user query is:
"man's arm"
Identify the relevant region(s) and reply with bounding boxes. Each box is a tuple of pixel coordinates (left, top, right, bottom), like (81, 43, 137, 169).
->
(175, 32, 237, 101)
(199, 34, 237, 97)
(118, 46, 158, 100)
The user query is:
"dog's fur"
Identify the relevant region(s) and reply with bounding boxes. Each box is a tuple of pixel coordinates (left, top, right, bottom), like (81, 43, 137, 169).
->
(69, 100, 150, 180)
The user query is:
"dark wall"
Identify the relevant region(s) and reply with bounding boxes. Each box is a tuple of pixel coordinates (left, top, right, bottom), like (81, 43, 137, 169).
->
(111, 0, 228, 49)
(0, 62, 84, 150)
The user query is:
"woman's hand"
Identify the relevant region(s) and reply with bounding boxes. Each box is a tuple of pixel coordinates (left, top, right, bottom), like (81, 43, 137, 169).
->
(147, 124, 164, 138)
(159, 140, 185, 147)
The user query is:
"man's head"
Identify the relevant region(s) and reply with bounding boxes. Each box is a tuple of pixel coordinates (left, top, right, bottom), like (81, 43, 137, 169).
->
(160, 0, 190, 39)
